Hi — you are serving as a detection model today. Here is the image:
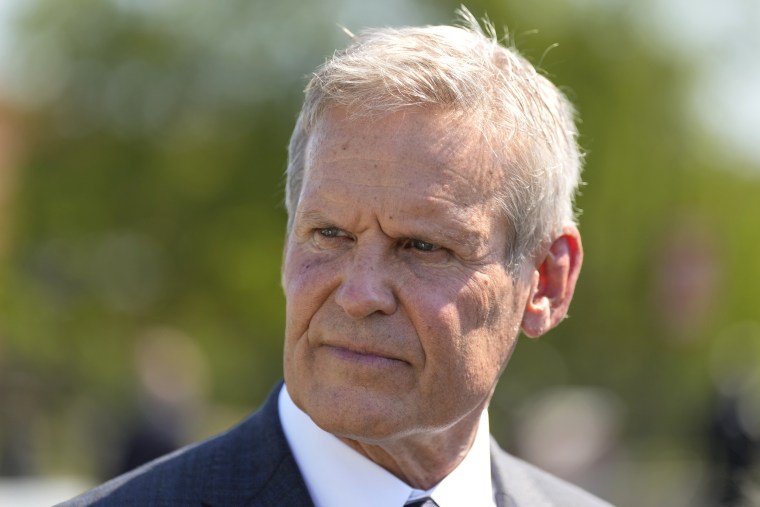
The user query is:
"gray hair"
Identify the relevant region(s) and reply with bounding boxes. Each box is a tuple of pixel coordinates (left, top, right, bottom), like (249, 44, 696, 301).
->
(285, 7, 583, 269)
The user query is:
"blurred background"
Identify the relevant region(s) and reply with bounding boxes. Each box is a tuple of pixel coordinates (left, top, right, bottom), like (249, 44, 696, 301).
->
(0, 0, 758, 505)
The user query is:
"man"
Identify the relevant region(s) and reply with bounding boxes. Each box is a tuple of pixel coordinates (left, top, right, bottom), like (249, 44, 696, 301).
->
(61, 8, 612, 507)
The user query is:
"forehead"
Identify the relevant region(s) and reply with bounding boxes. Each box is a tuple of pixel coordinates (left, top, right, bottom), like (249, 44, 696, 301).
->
(304, 107, 503, 201)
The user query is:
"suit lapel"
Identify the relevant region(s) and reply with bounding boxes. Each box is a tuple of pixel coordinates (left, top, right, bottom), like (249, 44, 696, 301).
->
(491, 438, 552, 507)
(491, 439, 518, 507)
(201, 383, 314, 507)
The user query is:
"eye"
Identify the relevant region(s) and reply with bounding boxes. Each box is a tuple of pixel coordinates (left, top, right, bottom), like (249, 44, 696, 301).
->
(318, 227, 345, 238)
(312, 227, 352, 249)
(404, 238, 440, 252)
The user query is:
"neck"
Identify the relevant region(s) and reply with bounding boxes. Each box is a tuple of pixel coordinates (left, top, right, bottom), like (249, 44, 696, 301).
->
(339, 409, 484, 490)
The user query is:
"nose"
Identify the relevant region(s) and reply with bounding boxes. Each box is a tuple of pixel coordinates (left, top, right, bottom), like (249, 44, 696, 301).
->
(334, 246, 398, 319)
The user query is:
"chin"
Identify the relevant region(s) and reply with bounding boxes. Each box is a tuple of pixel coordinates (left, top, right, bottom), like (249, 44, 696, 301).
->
(303, 386, 416, 443)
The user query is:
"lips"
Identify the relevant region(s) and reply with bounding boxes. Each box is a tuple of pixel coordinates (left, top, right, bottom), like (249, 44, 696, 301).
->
(323, 343, 409, 367)
(307, 310, 416, 368)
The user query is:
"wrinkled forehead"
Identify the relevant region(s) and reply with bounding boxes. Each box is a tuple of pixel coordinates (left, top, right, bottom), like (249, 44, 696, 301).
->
(303, 106, 506, 199)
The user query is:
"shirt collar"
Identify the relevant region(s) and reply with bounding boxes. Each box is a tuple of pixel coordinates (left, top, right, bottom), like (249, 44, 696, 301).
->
(278, 385, 496, 507)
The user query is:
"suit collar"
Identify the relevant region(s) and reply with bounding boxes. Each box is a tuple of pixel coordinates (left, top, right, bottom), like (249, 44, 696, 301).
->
(491, 438, 560, 507)
(201, 383, 314, 507)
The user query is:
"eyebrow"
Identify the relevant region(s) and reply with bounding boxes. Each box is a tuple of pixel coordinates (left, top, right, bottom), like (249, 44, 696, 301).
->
(294, 209, 333, 229)
(419, 220, 486, 254)
(297, 205, 487, 254)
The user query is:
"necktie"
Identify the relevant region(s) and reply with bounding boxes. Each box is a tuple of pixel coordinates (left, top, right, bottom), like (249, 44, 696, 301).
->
(404, 498, 439, 507)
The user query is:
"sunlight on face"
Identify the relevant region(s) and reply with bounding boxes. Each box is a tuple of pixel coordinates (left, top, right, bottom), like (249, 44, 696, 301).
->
(282, 107, 532, 443)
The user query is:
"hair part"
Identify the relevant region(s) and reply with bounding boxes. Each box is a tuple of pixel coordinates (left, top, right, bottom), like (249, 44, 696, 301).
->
(286, 7, 583, 272)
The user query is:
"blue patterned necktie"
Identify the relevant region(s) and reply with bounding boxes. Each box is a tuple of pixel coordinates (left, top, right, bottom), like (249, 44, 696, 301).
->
(404, 498, 439, 507)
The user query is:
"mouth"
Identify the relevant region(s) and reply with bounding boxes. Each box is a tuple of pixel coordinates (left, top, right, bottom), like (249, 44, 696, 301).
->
(323, 344, 409, 367)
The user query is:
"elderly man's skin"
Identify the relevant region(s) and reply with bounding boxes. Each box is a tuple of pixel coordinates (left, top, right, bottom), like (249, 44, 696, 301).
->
(282, 106, 583, 489)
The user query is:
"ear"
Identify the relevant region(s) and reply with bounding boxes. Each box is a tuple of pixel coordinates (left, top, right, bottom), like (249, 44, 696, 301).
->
(521, 226, 583, 338)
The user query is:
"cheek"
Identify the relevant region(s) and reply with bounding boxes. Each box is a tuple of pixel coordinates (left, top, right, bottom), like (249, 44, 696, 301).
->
(282, 250, 340, 396)
(283, 250, 338, 338)
(403, 269, 514, 349)
(454, 271, 511, 336)
(441, 273, 522, 379)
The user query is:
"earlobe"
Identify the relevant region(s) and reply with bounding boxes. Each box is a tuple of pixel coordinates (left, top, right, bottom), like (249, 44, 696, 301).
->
(521, 226, 583, 338)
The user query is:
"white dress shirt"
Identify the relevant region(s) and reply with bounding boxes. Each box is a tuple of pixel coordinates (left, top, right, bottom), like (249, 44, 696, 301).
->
(278, 385, 497, 507)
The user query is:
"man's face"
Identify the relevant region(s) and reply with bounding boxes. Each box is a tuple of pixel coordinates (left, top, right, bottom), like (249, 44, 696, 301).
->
(282, 107, 532, 443)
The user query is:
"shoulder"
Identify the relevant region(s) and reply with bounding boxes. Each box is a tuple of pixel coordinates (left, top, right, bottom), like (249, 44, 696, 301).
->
(490, 439, 615, 507)
(57, 384, 306, 506)
(56, 436, 217, 506)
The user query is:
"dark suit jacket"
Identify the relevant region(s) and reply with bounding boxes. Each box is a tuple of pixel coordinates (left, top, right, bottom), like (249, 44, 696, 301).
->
(59, 384, 612, 506)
